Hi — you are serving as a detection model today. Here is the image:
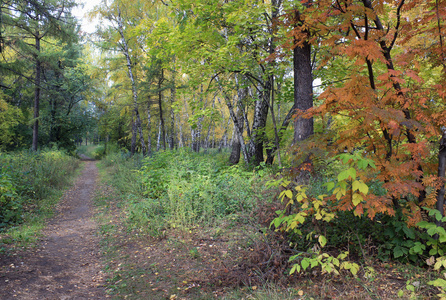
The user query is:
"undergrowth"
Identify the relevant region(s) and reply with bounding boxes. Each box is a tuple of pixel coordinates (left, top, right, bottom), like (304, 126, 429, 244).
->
(0, 149, 80, 245)
(96, 147, 442, 299)
(99, 148, 260, 236)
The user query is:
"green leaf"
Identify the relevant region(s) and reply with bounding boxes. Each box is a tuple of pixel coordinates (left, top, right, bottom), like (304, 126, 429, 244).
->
(428, 278, 446, 287)
(417, 221, 431, 228)
(325, 181, 335, 191)
(402, 226, 416, 239)
(337, 170, 350, 182)
(319, 235, 327, 248)
(352, 180, 360, 192)
(347, 167, 356, 179)
(394, 246, 405, 258)
(301, 258, 310, 270)
(358, 181, 369, 194)
(290, 264, 301, 275)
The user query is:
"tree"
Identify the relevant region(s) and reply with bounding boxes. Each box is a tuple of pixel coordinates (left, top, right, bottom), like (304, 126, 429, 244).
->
(92, 0, 149, 155)
(290, 0, 446, 223)
(1, 0, 78, 151)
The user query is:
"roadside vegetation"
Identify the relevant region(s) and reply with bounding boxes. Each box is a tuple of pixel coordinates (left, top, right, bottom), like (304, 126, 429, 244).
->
(0, 149, 80, 249)
(93, 148, 441, 299)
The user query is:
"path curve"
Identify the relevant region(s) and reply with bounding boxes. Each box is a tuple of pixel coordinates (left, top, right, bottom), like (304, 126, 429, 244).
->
(0, 160, 106, 299)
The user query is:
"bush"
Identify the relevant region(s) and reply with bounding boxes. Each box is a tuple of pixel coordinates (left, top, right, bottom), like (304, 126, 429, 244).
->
(0, 149, 79, 230)
(0, 172, 22, 229)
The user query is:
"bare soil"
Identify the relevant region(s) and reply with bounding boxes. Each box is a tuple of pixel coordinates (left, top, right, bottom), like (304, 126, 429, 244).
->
(0, 159, 107, 300)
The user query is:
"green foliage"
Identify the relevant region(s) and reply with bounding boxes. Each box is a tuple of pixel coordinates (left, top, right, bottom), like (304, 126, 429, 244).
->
(0, 97, 24, 150)
(268, 171, 360, 276)
(378, 215, 421, 262)
(0, 149, 79, 231)
(0, 171, 22, 229)
(417, 208, 446, 257)
(102, 149, 257, 236)
(139, 149, 256, 230)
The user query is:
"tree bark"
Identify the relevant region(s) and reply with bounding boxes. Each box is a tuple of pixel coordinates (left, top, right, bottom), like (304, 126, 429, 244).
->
(147, 96, 152, 155)
(436, 130, 446, 227)
(116, 7, 145, 155)
(169, 64, 176, 150)
(248, 85, 270, 166)
(229, 88, 247, 165)
(293, 29, 313, 143)
(158, 68, 166, 150)
(32, 34, 41, 152)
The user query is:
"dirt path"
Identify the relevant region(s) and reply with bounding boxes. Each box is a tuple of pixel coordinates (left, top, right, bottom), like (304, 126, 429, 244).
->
(0, 159, 107, 300)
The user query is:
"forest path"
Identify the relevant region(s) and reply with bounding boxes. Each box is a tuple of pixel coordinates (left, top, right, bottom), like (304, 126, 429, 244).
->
(0, 159, 107, 300)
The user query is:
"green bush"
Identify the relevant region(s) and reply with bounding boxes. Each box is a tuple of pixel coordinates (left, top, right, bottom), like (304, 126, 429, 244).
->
(0, 172, 22, 229)
(0, 149, 79, 230)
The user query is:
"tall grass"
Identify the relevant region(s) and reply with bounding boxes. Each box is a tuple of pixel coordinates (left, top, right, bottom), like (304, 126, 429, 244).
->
(0, 149, 80, 243)
(99, 149, 259, 236)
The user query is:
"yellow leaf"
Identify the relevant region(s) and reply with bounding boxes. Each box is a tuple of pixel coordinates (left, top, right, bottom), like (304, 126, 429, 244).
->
(352, 193, 363, 206)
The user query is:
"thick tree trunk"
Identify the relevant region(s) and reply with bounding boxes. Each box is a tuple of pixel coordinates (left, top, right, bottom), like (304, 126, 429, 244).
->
(436, 131, 446, 227)
(32, 35, 41, 152)
(293, 38, 313, 143)
(229, 106, 244, 165)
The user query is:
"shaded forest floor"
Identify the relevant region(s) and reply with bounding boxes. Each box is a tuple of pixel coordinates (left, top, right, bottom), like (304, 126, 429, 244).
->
(0, 154, 441, 299)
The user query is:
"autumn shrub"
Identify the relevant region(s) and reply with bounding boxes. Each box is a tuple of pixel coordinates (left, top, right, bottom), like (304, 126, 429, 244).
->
(269, 149, 446, 278)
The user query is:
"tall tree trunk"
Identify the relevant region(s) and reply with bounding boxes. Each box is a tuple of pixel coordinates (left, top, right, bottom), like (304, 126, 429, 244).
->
(156, 120, 161, 151)
(169, 63, 176, 150)
(147, 97, 152, 155)
(158, 68, 166, 150)
(436, 130, 446, 227)
(131, 114, 137, 154)
(248, 86, 270, 166)
(293, 14, 313, 143)
(32, 34, 41, 152)
(229, 87, 247, 165)
(116, 6, 145, 155)
(218, 80, 249, 166)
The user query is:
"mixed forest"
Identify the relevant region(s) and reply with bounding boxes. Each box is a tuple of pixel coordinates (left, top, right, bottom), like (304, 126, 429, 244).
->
(2, 0, 446, 298)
